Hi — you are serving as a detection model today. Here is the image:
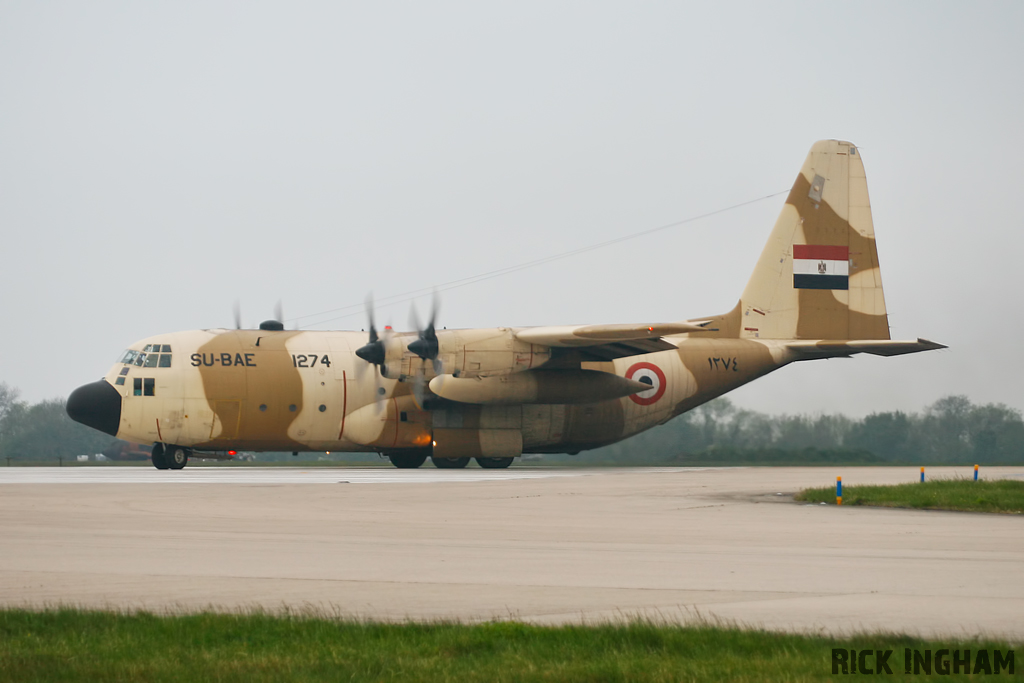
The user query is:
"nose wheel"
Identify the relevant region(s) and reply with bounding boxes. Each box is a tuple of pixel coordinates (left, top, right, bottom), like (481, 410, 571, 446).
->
(167, 447, 189, 469)
(151, 443, 169, 470)
(151, 443, 190, 470)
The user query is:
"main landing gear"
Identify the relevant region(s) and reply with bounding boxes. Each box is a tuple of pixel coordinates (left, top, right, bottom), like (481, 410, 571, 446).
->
(476, 457, 514, 469)
(385, 451, 515, 469)
(388, 451, 429, 468)
(431, 456, 470, 469)
(151, 443, 190, 470)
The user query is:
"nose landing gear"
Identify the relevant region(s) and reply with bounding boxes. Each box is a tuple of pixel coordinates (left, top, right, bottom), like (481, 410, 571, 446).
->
(151, 443, 190, 470)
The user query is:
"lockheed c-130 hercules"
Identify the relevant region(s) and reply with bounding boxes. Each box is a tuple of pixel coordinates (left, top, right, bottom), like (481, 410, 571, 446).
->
(67, 140, 944, 470)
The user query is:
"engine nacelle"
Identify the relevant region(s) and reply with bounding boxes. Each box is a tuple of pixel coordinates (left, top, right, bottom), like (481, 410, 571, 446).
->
(381, 328, 551, 381)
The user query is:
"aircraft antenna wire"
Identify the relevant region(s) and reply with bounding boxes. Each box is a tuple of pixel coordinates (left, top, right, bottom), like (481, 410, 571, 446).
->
(293, 189, 789, 329)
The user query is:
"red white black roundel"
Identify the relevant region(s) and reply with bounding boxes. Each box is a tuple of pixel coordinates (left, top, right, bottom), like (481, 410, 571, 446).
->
(626, 362, 667, 406)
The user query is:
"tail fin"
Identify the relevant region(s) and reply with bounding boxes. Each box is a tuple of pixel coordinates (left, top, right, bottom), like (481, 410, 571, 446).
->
(738, 140, 889, 340)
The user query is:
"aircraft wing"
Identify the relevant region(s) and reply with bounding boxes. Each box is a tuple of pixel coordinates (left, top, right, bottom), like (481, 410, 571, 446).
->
(515, 322, 711, 347)
(786, 338, 947, 359)
(514, 322, 713, 361)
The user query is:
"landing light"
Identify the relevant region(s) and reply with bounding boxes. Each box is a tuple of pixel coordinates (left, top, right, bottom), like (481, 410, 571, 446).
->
(228, 450, 237, 456)
(432, 440, 437, 446)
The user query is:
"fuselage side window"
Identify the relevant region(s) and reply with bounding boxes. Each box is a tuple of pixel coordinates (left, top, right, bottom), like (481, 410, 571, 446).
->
(143, 378, 155, 396)
(133, 378, 142, 396)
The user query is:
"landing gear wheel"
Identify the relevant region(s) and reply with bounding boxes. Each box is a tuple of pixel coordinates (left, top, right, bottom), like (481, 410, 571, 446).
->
(167, 447, 189, 470)
(151, 443, 169, 470)
(389, 453, 428, 469)
(432, 456, 470, 469)
(476, 457, 514, 469)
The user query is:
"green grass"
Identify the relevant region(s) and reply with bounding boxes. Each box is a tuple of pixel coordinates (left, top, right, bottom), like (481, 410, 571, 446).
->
(796, 478, 1024, 513)
(0, 608, 1019, 682)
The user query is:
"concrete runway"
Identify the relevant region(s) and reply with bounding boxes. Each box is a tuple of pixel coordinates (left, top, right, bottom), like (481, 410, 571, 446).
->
(1, 465, 1022, 638)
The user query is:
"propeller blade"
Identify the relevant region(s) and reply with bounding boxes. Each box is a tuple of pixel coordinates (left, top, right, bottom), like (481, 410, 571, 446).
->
(412, 371, 426, 410)
(373, 382, 385, 414)
(365, 293, 378, 343)
(233, 301, 242, 330)
(374, 369, 383, 411)
(408, 303, 421, 340)
(274, 300, 284, 323)
(355, 293, 388, 366)
(428, 290, 440, 331)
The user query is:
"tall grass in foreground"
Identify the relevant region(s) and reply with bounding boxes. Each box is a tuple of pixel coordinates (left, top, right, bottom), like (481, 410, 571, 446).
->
(0, 609, 1019, 682)
(796, 478, 1024, 513)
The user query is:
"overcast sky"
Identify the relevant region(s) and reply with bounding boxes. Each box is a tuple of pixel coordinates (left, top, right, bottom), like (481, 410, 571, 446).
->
(1, 1, 1021, 416)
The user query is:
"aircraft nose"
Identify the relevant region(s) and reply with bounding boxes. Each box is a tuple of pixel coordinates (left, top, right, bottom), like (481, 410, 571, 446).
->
(66, 380, 122, 436)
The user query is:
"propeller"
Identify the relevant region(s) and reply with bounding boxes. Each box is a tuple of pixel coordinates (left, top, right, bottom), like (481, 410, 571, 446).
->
(354, 294, 389, 413)
(407, 293, 445, 408)
(408, 293, 443, 375)
(233, 301, 288, 330)
(355, 294, 387, 366)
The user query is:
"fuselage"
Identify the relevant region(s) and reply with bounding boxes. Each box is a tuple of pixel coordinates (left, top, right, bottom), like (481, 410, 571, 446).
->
(70, 326, 793, 457)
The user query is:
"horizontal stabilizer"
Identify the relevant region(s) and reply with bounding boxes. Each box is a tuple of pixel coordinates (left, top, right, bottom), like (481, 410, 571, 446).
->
(516, 322, 710, 347)
(786, 338, 947, 360)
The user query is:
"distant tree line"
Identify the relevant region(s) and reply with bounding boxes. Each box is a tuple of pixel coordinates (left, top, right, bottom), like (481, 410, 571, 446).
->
(579, 394, 1024, 465)
(1, 380, 1021, 465)
(0, 383, 111, 461)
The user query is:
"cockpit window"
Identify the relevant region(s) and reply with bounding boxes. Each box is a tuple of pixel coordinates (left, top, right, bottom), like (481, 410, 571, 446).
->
(120, 347, 171, 368)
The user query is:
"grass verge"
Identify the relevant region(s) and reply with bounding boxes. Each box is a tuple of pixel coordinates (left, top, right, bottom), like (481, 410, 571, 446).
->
(0, 608, 1019, 682)
(796, 478, 1024, 513)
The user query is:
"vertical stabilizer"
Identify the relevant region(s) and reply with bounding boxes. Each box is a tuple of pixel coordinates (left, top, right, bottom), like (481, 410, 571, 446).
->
(738, 140, 890, 340)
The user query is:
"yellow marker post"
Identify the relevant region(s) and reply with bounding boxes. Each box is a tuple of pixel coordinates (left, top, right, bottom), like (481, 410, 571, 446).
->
(974, 464, 979, 482)
(836, 476, 842, 506)
(920, 466, 925, 483)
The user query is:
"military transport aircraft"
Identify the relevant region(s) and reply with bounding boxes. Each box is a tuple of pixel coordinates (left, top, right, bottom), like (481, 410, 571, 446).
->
(67, 140, 944, 470)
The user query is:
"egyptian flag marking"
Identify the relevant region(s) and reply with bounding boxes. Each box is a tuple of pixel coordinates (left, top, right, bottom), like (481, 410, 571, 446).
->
(793, 245, 849, 290)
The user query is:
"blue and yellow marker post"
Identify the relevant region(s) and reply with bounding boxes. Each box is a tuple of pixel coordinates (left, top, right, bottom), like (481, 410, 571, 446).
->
(836, 476, 842, 506)
(974, 464, 979, 481)
(920, 466, 925, 483)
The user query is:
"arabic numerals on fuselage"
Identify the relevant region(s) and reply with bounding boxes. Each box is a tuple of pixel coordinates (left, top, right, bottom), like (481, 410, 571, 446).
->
(291, 354, 330, 368)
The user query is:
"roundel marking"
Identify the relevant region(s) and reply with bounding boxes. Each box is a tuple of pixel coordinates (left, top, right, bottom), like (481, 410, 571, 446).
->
(625, 362, 667, 406)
